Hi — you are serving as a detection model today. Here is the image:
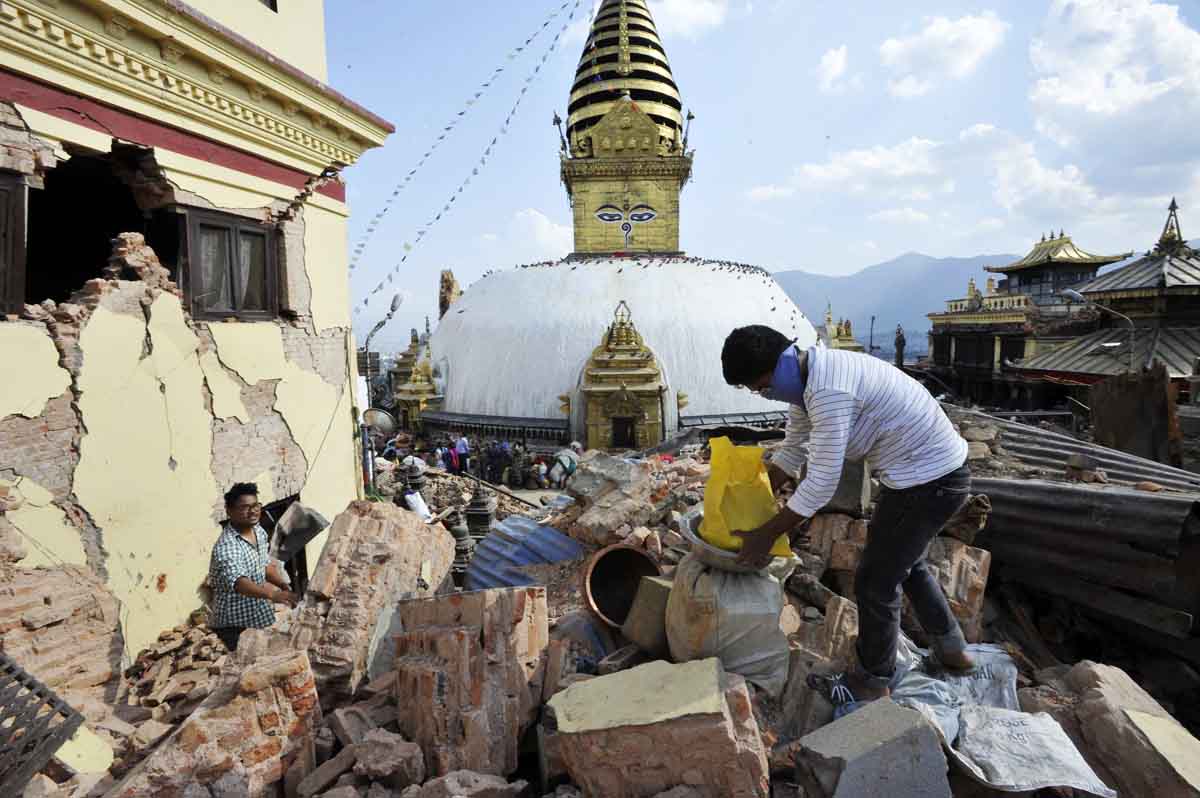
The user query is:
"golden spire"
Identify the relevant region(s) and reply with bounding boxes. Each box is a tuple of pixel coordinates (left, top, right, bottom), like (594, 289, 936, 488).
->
(567, 0, 684, 153)
(1156, 197, 1186, 255)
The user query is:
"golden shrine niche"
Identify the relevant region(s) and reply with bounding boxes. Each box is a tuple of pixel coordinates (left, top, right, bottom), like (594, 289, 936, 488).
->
(393, 343, 441, 431)
(579, 302, 665, 450)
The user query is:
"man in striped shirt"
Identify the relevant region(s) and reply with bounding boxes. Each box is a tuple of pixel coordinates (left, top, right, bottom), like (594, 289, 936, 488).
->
(722, 325, 973, 702)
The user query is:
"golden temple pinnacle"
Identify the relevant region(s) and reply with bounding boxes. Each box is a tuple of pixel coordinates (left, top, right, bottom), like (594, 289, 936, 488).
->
(561, 0, 694, 256)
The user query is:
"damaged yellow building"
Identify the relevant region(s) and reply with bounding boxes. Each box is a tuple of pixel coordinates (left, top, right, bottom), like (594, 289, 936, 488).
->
(0, 0, 391, 653)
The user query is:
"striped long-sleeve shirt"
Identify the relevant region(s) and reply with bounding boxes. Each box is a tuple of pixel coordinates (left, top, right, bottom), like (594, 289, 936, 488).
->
(771, 346, 968, 518)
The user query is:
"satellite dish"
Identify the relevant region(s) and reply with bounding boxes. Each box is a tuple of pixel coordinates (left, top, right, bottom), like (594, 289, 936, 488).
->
(363, 408, 398, 437)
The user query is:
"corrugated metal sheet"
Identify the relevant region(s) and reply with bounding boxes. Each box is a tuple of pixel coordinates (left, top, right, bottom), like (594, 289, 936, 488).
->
(464, 515, 586, 591)
(1081, 251, 1200, 294)
(948, 405, 1200, 493)
(1014, 326, 1200, 379)
(973, 477, 1199, 600)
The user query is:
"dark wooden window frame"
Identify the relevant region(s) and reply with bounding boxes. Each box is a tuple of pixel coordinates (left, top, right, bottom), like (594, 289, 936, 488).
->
(0, 172, 28, 316)
(184, 207, 279, 321)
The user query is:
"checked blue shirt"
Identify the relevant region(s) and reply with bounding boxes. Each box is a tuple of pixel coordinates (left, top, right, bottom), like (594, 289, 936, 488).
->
(208, 524, 275, 630)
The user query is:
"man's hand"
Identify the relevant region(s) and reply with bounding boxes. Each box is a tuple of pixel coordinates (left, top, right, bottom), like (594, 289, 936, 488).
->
(732, 528, 779, 570)
(273, 589, 299, 607)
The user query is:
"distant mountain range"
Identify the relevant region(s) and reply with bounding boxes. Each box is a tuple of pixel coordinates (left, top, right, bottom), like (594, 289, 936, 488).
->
(774, 252, 1019, 353)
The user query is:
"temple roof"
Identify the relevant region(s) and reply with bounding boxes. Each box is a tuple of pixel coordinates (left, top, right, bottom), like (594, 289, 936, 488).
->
(985, 232, 1131, 274)
(567, 0, 684, 149)
(1081, 200, 1200, 296)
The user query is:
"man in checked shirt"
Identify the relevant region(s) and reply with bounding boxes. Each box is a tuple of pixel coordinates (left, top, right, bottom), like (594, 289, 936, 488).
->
(721, 325, 974, 704)
(208, 483, 298, 652)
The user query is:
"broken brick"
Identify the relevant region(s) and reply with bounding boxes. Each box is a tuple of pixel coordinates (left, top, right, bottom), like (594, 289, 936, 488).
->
(393, 586, 549, 778)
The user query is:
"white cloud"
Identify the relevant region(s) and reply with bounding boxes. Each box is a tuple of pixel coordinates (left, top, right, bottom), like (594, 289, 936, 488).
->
(880, 13, 1010, 97)
(746, 184, 796, 201)
(513, 209, 573, 258)
(800, 137, 944, 197)
(959, 124, 1098, 213)
(1029, 0, 1200, 176)
(816, 45, 848, 93)
(869, 207, 931, 224)
(647, 0, 732, 38)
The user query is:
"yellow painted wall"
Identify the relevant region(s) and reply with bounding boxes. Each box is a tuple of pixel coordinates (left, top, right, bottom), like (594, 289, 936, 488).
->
(157, 0, 329, 82)
(305, 205, 352, 332)
(0, 323, 71, 419)
(72, 297, 219, 654)
(1, 477, 88, 568)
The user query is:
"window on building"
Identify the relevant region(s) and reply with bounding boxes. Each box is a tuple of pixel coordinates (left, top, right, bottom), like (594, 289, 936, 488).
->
(0, 172, 27, 316)
(258, 0, 278, 10)
(185, 209, 277, 320)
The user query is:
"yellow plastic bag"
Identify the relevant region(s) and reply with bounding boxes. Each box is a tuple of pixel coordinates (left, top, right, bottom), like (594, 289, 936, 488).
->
(699, 437, 791, 557)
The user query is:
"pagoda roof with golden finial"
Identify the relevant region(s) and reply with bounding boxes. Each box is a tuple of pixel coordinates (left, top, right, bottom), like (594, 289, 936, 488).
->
(568, 0, 684, 151)
(985, 230, 1131, 274)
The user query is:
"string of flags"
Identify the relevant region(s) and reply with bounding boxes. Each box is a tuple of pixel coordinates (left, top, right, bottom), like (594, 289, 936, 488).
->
(355, 0, 586, 320)
(348, 0, 578, 274)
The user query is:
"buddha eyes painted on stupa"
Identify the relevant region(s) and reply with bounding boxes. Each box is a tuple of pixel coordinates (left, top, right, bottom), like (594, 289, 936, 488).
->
(595, 205, 624, 223)
(594, 203, 658, 248)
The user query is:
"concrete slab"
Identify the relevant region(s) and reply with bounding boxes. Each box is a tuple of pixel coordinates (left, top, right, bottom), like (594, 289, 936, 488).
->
(795, 699, 951, 798)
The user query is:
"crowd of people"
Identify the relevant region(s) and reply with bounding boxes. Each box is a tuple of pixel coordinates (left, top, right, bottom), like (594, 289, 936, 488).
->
(373, 429, 584, 491)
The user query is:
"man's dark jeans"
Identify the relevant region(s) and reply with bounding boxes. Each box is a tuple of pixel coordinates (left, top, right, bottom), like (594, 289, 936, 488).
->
(854, 464, 971, 688)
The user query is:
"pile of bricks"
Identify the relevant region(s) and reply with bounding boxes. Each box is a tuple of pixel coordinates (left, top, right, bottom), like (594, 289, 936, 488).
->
(122, 614, 227, 726)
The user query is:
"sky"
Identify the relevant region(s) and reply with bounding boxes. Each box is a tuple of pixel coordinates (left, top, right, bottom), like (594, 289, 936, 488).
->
(325, 0, 1200, 351)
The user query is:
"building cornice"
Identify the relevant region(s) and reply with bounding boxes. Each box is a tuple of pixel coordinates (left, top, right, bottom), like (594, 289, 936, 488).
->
(561, 154, 693, 183)
(928, 311, 1030, 326)
(0, 0, 391, 173)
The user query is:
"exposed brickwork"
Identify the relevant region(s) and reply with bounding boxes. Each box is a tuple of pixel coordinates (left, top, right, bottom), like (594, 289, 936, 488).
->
(106, 650, 320, 798)
(393, 586, 549, 778)
(281, 326, 350, 388)
(287, 501, 456, 709)
(0, 392, 78, 499)
(0, 566, 124, 703)
(0, 101, 57, 182)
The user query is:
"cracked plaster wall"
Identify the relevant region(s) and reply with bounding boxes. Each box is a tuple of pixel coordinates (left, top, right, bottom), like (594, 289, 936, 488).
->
(0, 105, 361, 655)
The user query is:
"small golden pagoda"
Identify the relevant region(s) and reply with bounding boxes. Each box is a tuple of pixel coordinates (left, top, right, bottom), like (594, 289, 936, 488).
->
(393, 343, 441, 432)
(389, 328, 422, 388)
(560, 0, 693, 255)
(579, 301, 665, 449)
(823, 305, 865, 352)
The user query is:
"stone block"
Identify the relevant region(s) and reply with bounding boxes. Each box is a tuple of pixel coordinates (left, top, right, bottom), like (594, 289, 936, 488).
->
(401, 770, 528, 798)
(297, 744, 358, 798)
(105, 650, 320, 798)
(286, 501, 455, 708)
(794, 698, 951, 798)
(922, 538, 990, 643)
(328, 705, 375, 747)
(961, 425, 999, 443)
(598, 643, 649, 675)
(828, 541, 864, 573)
(778, 648, 835, 742)
(790, 596, 858, 664)
(393, 586, 549, 778)
(548, 658, 769, 797)
(966, 442, 990, 461)
(804, 516, 866, 572)
(353, 728, 424, 790)
(567, 453, 657, 546)
(824, 460, 870, 518)
(1020, 660, 1200, 798)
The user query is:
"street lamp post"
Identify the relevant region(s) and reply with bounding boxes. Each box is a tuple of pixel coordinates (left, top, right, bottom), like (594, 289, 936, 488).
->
(1060, 288, 1136, 374)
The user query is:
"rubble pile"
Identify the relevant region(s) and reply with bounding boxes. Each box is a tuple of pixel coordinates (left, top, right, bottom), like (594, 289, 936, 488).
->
(122, 614, 227, 727)
(8, 421, 1200, 798)
(422, 470, 529, 521)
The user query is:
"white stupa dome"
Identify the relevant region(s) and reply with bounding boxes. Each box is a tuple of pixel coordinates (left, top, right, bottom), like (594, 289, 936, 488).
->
(430, 255, 817, 437)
